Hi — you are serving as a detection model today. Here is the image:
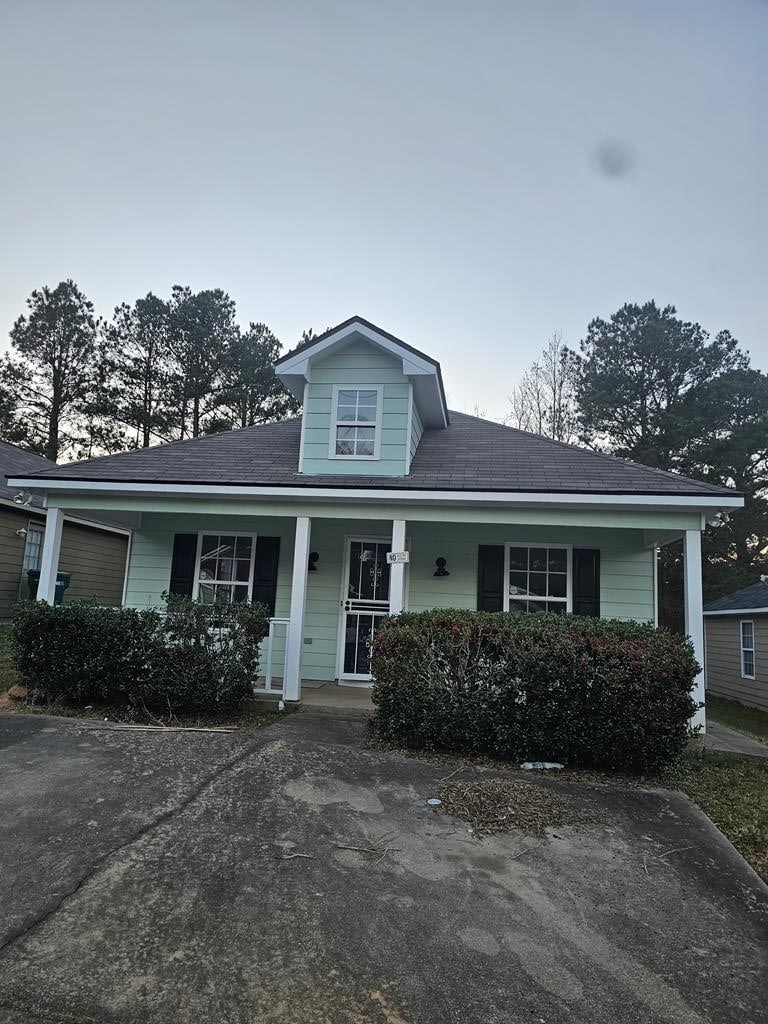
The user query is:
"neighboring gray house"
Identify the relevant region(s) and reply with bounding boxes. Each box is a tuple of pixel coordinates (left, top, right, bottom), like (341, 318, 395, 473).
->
(704, 580, 768, 711)
(0, 442, 130, 619)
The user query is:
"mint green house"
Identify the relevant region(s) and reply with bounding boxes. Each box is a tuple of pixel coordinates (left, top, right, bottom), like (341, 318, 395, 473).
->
(9, 317, 742, 728)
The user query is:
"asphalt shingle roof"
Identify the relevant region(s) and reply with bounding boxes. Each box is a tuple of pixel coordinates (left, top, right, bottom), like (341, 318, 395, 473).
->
(704, 581, 768, 613)
(8, 411, 737, 498)
(0, 442, 53, 505)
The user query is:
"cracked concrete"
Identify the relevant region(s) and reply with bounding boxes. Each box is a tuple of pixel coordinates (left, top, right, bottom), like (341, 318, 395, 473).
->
(0, 712, 766, 1024)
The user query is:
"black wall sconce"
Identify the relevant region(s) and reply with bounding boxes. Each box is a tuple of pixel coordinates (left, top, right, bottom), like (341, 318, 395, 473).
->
(433, 557, 450, 577)
(308, 551, 319, 572)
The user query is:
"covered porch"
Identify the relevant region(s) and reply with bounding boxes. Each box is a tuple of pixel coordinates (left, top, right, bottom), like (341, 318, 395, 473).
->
(31, 491, 710, 725)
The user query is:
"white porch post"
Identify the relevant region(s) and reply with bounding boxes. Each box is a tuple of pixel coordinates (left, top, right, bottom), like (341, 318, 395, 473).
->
(389, 519, 407, 615)
(683, 528, 706, 732)
(37, 506, 65, 604)
(284, 516, 311, 702)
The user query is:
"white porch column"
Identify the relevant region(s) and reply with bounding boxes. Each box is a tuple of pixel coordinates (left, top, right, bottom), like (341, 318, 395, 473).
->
(284, 516, 311, 702)
(37, 506, 64, 604)
(389, 519, 407, 615)
(683, 528, 706, 732)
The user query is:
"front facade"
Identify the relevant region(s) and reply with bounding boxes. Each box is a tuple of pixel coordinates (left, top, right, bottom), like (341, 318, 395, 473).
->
(705, 581, 768, 711)
(8, 317, 743, 727)
(0, 442, 129, 620)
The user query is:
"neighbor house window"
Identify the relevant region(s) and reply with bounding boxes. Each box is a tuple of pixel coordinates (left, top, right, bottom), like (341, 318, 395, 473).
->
(505, 544, 571, 614)
(740, 619, 755, 679)
(195, 534, 256, 605)
(331, 386, 381, 458)
(22, 524, 45, 573)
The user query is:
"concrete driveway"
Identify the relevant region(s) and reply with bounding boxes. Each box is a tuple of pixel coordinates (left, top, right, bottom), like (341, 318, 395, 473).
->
(0, 712, 766, 1024)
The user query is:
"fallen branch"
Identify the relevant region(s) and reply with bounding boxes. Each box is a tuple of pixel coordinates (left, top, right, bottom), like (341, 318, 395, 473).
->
(109, 724, 237, 733)
(280, 852, 314, 861)
(658, 846, 693, 860)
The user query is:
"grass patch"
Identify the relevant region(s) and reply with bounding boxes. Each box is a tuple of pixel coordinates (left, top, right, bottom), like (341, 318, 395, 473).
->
(707, 695, 768, 744)
(667, 747, 768, 881)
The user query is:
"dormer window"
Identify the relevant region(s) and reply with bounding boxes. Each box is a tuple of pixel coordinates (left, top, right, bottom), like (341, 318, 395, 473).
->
(331, 385, 382, 459)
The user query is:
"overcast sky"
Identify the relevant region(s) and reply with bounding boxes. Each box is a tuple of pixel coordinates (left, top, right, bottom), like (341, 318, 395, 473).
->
(0, 0, 764, 418)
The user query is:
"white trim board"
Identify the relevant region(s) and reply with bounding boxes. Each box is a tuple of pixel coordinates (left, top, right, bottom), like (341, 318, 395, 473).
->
(6, 476, 744, 512)
(275, 320, 448, 429)
(327, 384, 384, 461)
(704, 608, 768, 617)
(0, 494, 132, 537)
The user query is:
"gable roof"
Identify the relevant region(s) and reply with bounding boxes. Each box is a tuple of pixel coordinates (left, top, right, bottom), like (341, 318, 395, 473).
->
(276, 316, 449, 428)
(704, 580, 768, 614)
(0, 441, 54, 506)
(7, 411, 738, 499)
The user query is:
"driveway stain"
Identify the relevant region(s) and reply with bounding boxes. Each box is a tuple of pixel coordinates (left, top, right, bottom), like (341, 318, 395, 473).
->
(0, 711, 766, 1024)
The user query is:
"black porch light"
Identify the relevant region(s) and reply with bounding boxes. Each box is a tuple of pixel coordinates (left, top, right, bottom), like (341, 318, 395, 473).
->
(308, 551, 319, 571)
(433, 557, 450, 577)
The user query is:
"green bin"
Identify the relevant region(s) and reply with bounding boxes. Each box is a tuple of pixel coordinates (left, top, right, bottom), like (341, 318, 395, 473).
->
(26, 570, 72, 605)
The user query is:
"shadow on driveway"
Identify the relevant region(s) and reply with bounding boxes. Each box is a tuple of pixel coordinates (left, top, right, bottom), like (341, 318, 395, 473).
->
(0, 711, 766, 1024)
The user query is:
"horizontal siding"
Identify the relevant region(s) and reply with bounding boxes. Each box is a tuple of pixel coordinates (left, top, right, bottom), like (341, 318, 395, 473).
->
(59, 524, 128, 606)
(124, 514, 296, 679)
(0, 508, 127, 616)
(706, 615, 768, 710)
(0, 506, 45, 619)
(301, 340, 410, 477)
(123, 512, 657, 683)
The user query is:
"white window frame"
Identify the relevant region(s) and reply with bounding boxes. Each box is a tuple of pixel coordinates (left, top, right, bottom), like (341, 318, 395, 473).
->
(503, 542, 573, 614)
(740, 619, 755, 679)
(19, 521, 46, 596)
(328, 384, 383, 461)
(192, 531, 258, 605)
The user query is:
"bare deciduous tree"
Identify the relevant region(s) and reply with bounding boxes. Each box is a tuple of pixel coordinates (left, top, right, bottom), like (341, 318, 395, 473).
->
(506, 332, 579, 442)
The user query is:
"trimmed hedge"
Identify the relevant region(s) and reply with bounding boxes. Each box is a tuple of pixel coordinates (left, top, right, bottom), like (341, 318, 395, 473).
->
(12, 596, 270, 713)
(370, 610, 698, 772)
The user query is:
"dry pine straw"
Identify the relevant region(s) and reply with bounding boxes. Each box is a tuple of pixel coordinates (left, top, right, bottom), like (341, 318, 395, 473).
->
(438, 778, 606, 837)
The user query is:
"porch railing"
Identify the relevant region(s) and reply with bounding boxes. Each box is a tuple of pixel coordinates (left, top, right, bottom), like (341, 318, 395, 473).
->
(254, 616, 290, 696)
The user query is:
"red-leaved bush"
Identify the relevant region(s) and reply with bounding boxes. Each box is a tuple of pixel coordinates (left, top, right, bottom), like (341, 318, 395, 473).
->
(370, 610, 698, 772)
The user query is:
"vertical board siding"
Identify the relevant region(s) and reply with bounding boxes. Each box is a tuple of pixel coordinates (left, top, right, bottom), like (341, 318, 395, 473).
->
(123, 513, 655, 683)
(706, 615, 768, 710)
(301, 340, 411, 476)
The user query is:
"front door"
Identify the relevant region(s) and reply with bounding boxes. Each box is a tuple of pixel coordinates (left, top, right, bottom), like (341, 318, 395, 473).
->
(339, 537, 391, 682)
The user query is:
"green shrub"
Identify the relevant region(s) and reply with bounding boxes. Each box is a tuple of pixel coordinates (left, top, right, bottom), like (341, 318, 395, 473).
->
(11, 597, 270, 713)
(370, 610, 698, 772)
(137, 595, 270, 712)
(12, 601, 162, 705)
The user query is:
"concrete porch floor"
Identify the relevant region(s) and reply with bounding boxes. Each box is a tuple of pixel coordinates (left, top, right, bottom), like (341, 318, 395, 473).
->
(253, 681, 374, 714)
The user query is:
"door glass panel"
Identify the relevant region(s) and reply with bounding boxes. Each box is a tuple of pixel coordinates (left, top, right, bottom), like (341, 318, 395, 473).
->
(343, 611, 388, 674)
(349, 541, 390, 602)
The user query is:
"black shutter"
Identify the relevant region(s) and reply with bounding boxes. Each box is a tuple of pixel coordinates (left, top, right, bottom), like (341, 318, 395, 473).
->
(169, 533, 198, 597)
(573, 549, 600, 617)
(252, 536, 281, 616)
(477, 545, 505, 612)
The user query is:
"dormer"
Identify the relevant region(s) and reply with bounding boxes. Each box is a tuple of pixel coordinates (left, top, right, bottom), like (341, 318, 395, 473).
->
(276, 317, 449, 476)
